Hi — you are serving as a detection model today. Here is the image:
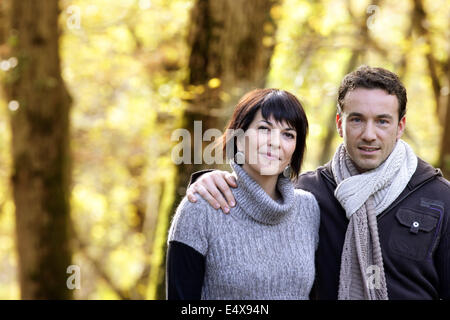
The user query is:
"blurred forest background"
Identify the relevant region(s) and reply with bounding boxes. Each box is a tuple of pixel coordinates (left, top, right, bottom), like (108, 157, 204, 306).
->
(0, 0, 449, 299)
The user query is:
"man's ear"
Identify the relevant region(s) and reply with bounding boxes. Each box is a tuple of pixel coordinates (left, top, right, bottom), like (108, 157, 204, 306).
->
(396, 116, 406, 140)
(336, 113, 343, 138)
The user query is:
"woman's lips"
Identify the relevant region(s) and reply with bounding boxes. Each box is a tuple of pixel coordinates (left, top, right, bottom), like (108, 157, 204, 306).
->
(260, 152, 280, 160)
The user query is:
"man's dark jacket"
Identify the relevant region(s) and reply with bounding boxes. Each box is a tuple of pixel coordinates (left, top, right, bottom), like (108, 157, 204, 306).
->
(297, 157, 450, 300)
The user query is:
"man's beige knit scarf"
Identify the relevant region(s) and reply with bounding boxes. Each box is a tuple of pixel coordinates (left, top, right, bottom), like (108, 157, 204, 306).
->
(331, 140, 417, 300)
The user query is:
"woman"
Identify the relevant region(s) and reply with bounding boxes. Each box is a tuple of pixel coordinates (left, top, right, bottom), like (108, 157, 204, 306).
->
(166, 88, 320, 299)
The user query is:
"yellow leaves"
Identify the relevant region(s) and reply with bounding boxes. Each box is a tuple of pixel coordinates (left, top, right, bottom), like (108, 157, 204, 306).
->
(2, 201, 15, 222)
(0, 284, 19, 300)
(109, 245, 145, 288)
(125, 206, 141, 228)
(108, 228, 123, 245)
(72, 185, 107, 222)
(180, 84, 204, 100)
(95, 281, 121, 300)
(110, 186, 133, 205)
(181, 80, 227, 101)
(180, 90, 194, 100)
(0, 232, 14, 252)
(288, 1, 311, 22)
(0, 202, 15, 252)
(0, 196, 17, 299)
(262, 36, 275, 47)
(415, 40, 431, 55)
(193, 84, 205, 94)
(310, 123, 323, 138)
(263, 22, 275, 35)
(270, 5, 283, 20)
(0, 97, 15, 299)
(208, 78, 221, 89)
(161, 45, 181, 68)
(133, 233, 146, 247)
(91, 224, 105, 241)
(219, 91, 231, 103)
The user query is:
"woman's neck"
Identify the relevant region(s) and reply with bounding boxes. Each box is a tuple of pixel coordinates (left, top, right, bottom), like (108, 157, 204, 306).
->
(242, 164, 280, 200)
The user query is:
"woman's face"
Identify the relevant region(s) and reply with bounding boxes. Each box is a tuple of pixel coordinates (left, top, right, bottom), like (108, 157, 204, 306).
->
(238, 109, 297, 177)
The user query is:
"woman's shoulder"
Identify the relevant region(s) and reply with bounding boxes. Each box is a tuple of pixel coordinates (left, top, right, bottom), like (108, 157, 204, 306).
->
(293, 188, 320, 222)
(293, 188, 318, 205)
(176, 194, 210, 213)
(171, 194, 225, 231)
(168, 195, 217, 255)
(173, 195, 215, 224)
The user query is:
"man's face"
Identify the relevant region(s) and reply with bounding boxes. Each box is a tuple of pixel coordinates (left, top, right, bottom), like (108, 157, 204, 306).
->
(336, 88, 406, 172)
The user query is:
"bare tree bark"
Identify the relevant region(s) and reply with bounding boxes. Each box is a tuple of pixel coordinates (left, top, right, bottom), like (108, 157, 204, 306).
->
(0, 1, 6, 46)
(149, 0, 279, 299)
(412, 0, 444, 123)
(2, 0, 73, 299)
(438, 34, 450, 179)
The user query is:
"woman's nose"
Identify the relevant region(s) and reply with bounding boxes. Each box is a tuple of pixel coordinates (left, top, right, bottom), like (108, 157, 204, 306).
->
(267, 129, 281, 147)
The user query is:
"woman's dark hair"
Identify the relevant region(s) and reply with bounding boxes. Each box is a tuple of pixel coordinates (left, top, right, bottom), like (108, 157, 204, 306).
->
(220, 88, 308, 179)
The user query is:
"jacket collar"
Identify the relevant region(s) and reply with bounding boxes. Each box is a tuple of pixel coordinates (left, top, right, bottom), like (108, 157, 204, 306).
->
(322, 156, 441, 190)
(321, 156, 441, 219)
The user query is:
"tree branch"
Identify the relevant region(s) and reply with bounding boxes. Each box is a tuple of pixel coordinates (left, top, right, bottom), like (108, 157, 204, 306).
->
(70, 222, 131, 299)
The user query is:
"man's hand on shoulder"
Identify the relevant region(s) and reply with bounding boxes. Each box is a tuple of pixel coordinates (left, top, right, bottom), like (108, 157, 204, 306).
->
(186, 170, 237, 214)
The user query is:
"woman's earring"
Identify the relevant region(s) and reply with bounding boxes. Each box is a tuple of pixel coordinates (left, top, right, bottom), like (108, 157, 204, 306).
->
(235, 151, 245, 165)
(283, 165, 292, 178)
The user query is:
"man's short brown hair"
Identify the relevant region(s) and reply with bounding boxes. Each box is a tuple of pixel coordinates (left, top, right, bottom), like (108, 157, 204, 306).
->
(337, 65, 407, 121)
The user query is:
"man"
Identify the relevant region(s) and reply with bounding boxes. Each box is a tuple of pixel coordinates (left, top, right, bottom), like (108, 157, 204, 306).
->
(185, 65, 450, 299)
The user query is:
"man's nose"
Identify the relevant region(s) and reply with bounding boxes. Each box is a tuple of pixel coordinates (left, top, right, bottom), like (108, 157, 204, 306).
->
(362, 122, 377, 141)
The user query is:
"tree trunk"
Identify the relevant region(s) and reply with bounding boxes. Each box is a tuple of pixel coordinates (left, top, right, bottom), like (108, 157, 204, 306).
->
(0, 1, 7, 46)
(440, 83, 450, 179)
(150, 0, 278, 299)
(2, 0, 73, 299)
(412, 0, 444, 124)
(438, 50, 450, 178)
(411, 0, 450, 177)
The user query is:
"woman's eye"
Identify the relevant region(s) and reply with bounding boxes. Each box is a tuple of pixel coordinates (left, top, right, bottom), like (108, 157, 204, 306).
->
(258, 126, 270, 131)
(284, 132, 295, 139)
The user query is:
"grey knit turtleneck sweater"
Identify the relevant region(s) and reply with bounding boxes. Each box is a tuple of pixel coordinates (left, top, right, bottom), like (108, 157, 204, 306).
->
(168, 162, 320, 300)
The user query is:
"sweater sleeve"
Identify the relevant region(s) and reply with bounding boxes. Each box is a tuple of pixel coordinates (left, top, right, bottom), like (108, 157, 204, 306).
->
(166, 240, 205, 300)
(168, 196, 209, 257)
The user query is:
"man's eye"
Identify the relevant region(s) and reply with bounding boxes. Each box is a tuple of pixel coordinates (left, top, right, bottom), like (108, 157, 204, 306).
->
(350, 118, 361, 122)
(378, 119, 388, 125)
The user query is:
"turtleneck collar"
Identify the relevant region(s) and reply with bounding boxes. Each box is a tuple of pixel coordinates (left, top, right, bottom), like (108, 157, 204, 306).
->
(230, 161, 295, 225)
